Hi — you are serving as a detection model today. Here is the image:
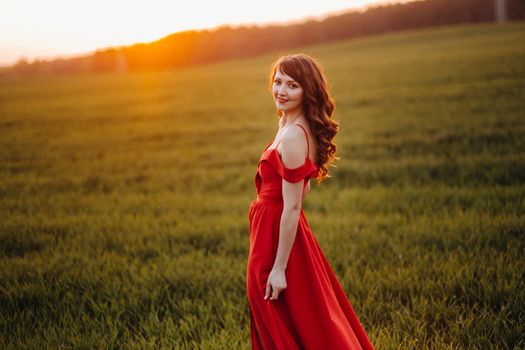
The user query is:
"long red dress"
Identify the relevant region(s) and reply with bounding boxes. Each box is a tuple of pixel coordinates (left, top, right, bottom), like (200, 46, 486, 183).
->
(246, 124, 374, 350)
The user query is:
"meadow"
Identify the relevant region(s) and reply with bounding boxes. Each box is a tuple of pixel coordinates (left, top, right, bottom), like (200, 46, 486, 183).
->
(1, 21, 524, 349)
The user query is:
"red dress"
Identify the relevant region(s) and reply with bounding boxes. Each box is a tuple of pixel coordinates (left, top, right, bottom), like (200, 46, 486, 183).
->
(247, 124, 374, 350)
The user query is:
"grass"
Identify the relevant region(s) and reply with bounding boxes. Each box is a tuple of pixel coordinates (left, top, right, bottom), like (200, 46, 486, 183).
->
(1, 21, 524, 349)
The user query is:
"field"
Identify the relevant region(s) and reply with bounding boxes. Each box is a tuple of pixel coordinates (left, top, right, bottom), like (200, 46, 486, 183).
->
(1, 22, 524, 349)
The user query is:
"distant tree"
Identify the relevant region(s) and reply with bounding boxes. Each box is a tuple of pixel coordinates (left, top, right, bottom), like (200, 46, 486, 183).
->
(495, 0, 508, 22)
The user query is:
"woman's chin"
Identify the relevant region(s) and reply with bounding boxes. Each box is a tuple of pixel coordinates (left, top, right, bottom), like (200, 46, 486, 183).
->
(276, 104, 294, 112)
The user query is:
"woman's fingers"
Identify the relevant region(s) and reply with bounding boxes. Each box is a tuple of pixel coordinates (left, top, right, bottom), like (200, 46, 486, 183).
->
(264, 270, 287, 301)
(265, 285, 280, 300)
(264, 282, 271, 300)
(265, 283, 282, 301)
(270, 287, 280, 300)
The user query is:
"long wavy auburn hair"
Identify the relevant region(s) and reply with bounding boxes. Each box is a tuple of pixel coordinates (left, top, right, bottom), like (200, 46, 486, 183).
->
(268, 53, 339, 185)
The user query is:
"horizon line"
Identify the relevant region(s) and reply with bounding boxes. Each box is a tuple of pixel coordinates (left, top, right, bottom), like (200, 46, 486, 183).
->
(0, 1, 408, 69)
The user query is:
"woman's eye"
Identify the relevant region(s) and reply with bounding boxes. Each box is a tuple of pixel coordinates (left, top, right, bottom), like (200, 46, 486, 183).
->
(274, 80, 297, 88)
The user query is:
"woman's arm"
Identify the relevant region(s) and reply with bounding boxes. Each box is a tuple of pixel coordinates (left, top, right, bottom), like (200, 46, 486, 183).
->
(302, 180, 311, 201)
(274, 128, 309, 270)
(273, 179, 303, 270)
(265, 128, 308, 301)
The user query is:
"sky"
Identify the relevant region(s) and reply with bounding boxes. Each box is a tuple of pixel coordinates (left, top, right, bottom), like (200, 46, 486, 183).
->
(0, 0, 412, 67)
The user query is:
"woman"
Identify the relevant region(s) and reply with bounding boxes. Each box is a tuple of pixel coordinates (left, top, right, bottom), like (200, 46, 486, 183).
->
(247, 53, 374, 349)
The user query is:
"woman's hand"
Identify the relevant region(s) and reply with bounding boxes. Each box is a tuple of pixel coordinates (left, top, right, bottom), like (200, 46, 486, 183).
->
(264, 267, 287, 301)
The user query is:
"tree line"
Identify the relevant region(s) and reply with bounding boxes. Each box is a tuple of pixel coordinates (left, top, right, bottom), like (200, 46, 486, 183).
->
(1, 0, 524, 77)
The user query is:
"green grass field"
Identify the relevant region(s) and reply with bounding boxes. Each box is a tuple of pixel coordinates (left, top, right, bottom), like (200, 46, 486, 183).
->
(1, 21, 524, 349)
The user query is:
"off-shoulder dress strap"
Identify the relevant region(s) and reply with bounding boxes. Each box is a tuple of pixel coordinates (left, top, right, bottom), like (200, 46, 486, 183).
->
(294, 124, 310, 156)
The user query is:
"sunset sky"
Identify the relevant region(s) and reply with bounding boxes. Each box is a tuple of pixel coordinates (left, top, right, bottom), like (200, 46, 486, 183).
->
(0, 0, 413, 67)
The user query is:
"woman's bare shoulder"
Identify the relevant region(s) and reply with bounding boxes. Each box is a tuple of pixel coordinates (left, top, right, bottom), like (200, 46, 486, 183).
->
(278, 127, 308, 168)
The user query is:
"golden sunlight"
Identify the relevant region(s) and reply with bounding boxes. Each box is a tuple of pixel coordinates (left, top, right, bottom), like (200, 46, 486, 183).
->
(0, 0, 408, 66)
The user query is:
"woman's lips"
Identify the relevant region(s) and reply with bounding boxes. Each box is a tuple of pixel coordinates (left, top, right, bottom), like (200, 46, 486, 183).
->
(277, 97, 288, 103)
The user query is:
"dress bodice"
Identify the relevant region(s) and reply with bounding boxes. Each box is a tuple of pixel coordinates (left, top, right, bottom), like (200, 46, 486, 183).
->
(254, 125, 318, 203)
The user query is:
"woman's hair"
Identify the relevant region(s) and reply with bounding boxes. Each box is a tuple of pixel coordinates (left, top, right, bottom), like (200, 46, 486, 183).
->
(268, 53, 339, 184)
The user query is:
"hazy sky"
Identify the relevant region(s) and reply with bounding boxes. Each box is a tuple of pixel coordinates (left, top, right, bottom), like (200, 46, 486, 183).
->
(0, 0, 411, 67)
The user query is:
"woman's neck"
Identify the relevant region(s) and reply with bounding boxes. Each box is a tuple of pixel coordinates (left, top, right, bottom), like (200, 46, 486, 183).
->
(280, 109, 304, 127)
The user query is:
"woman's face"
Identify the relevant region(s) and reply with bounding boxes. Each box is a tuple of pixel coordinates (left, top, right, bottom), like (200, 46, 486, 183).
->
(272, 68, 303, 114)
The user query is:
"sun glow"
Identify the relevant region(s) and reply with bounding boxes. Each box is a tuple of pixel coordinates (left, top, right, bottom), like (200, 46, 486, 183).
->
(0, 0, 410, 66)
